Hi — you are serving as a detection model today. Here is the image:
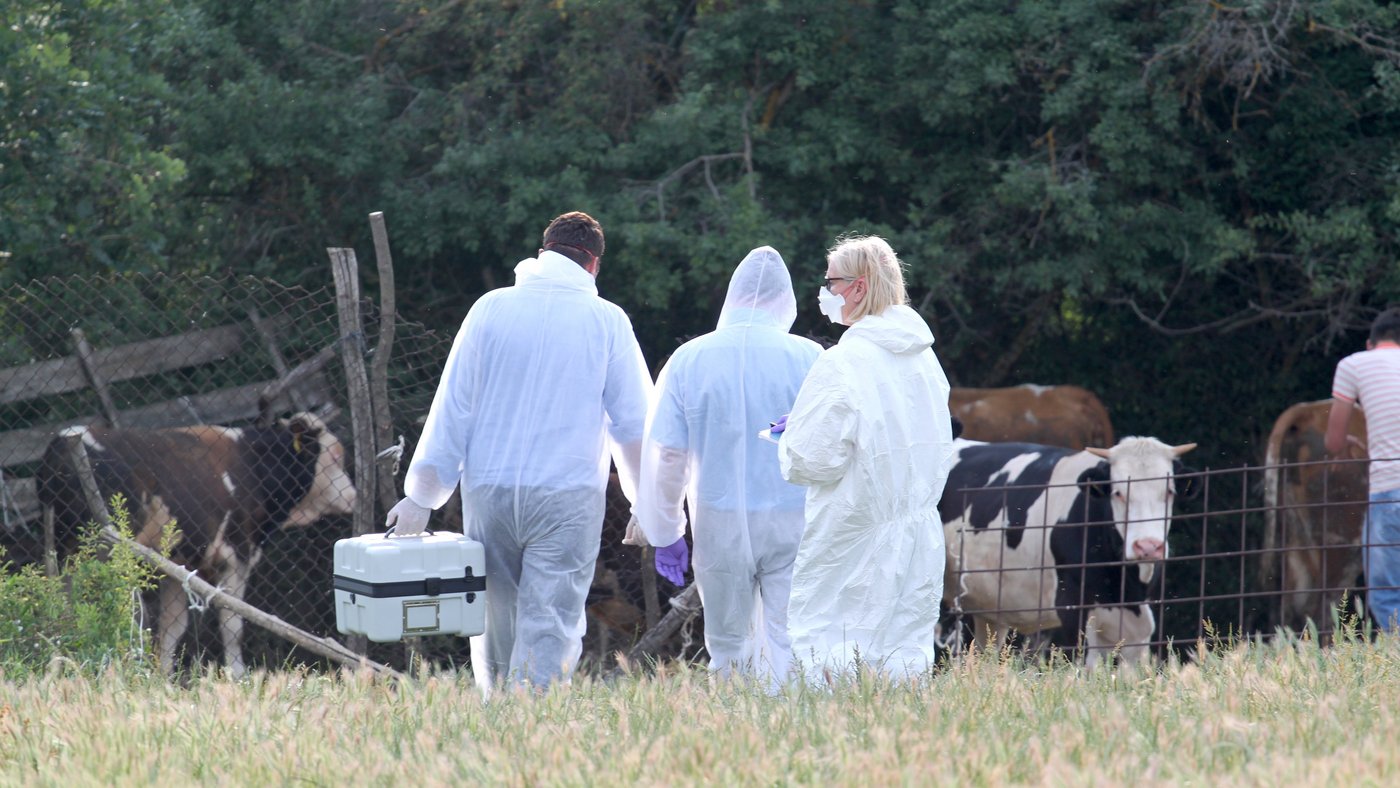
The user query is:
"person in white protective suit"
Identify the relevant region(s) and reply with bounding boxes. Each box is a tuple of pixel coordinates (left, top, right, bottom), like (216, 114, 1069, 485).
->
(384, 211, 652, 694)
(633, 246, 821, 685)
(778, 234, 954, 682)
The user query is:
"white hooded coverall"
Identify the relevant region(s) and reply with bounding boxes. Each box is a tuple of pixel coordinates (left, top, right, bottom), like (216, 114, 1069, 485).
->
(403, 250, 651, 692)
(635, 246, 821, 683)
(779, 303, 954, 681)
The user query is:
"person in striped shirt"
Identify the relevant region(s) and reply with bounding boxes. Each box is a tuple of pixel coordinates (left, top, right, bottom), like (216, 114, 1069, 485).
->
(1327, 307, 1400, 631)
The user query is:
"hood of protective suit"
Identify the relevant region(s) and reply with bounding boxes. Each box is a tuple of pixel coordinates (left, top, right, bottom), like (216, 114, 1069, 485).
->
(716, 246, 798, 332)
(843, 304, 933, 355)
(512, 249, 598, 294)
(634, 242, 820, 686)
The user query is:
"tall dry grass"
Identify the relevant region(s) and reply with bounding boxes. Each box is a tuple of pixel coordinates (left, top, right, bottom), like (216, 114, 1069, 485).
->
(3, 633, 1400, 785)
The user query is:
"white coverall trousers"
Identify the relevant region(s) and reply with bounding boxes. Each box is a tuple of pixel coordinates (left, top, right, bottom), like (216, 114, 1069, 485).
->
(465, 484, 605, 691)
(692, 505, 805, 683)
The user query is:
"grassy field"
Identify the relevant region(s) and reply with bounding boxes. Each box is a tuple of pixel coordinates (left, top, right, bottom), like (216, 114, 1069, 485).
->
(3, 634, 1400, 786)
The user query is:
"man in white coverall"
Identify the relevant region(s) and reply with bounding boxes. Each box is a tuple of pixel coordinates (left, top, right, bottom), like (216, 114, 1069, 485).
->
(385, 211, 652, 692)
(634, 246, 821, 685)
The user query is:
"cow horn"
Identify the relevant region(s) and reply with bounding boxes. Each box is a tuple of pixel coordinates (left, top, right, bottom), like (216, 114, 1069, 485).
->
(1084, 446, 1111, 459)
(1171, 442, 1197, 456)
(255, 395, 276, 427)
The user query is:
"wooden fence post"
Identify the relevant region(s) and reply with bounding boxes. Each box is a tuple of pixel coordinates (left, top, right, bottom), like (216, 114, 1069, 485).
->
(70, 328, 122, 427)
(42, 505, 58, 577)
(641, 546, 660, 628)
(329, 248, 379, 658)
(247, 306, 310, 413)
(613, 584, 702, 676)
(327, 248, 379, 539)
(255, 342, 341, 425)
(367, 212, 423, 674)
(367, 213, 401, 516)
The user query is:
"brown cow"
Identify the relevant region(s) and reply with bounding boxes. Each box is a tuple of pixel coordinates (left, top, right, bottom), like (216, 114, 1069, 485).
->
(37, 413, 357, 676)
(949, 384, 1114, 450)
(1261, 399, 1369, 634)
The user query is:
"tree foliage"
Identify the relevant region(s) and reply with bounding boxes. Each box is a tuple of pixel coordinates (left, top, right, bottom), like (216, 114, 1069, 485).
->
(2, 0, 1398, 467)
(1, 1, 188, 279)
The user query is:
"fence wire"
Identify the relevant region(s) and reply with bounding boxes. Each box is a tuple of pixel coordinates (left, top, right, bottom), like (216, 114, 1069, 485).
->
(942, 457, 1390, 662)
(5, 271, 1383, 674)
(0, 271, 672, 675)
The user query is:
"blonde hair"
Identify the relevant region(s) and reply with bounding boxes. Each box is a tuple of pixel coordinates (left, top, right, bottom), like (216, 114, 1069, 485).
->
(826, 234, 907, 323)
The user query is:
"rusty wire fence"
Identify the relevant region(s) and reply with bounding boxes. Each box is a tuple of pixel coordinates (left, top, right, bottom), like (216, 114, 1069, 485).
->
(9, 272, 1382, 675)
(941, 457, 1389, 662)
(0, 271, 675, 675)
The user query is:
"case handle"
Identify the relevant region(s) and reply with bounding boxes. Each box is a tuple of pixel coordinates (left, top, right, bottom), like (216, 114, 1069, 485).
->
(384, 524, 435, 538)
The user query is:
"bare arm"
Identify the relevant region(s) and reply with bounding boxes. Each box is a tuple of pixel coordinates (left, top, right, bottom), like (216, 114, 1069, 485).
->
(1324, 397, 1355, 457)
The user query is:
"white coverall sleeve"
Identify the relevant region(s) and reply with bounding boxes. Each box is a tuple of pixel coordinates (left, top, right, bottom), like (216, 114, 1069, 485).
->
(635, 360, 691, 547)
(403, 315, 475, 510)
(603, 312, 653, 504)
(779, 358, 859, 487)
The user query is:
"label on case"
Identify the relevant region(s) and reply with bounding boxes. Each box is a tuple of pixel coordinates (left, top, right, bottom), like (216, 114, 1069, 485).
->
(402, 600, 441, 634)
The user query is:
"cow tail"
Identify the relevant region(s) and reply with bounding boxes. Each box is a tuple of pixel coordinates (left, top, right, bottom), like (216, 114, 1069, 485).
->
(1260, 405, 1295, 596)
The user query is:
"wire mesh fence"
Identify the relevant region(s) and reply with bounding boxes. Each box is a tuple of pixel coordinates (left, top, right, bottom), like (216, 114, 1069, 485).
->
(0, 270, 674, 675)
(941, 456, 1389, 662)
(0, 272, 427, 672)
(4, 270, 1388, 675)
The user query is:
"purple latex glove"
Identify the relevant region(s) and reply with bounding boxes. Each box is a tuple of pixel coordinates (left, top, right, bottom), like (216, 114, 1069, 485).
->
(770, 414, 789, 435)
(655, 537, 690, 587)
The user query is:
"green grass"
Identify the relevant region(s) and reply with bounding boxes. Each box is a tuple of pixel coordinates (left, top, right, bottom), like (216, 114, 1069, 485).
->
(3, 635, 1400, 785)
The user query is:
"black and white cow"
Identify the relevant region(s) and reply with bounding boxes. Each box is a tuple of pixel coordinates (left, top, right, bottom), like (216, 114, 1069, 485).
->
(938, 436, 1197, 666)
(37, 413, 357, 676)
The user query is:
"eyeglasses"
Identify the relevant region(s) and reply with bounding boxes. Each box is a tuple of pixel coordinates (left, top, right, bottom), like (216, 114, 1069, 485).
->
(822, 276, 853, 289)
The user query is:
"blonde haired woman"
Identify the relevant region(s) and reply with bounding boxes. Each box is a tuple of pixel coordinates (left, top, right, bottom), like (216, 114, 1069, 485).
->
(778, 234, 955, 682)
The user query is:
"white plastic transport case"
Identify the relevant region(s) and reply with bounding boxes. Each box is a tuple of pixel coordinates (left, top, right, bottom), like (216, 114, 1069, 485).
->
(333, 530, 487, 642)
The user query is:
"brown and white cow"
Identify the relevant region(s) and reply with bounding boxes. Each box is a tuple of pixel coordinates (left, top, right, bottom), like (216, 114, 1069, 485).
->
(939, 436, 1197, 667)
(1261, 399, 1369, 634)
(950, 384, 1115, 450)
(37, 413, 357, 676)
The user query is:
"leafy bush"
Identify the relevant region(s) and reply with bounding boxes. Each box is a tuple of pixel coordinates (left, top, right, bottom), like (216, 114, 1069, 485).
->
(0, 496, 163, 676)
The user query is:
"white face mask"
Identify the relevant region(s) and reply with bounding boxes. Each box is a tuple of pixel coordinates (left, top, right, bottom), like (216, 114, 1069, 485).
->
(818, 286, 846, 324)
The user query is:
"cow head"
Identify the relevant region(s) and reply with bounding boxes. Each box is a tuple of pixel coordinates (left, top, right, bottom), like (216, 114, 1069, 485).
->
(281, 413, 358, 526)
(1082, 437, 1197, 582)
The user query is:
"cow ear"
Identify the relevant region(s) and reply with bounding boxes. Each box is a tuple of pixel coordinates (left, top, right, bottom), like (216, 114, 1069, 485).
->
(1077, 463, 1112, 497)
(1173, 461, 1200, 500)
(950, 415, 964, 440)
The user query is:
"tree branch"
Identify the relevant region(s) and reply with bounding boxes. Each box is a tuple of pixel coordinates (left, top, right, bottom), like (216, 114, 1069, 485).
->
(981, 290, 1060, 387)
(636, 153, 747, 221)
(1108, 295, 1331, 336)
(366, 0, 467, 74)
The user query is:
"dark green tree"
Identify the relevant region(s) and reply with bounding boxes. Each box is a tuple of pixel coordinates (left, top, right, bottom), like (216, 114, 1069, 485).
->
(1, 1, 188, 283)
(5, 0, 1399, 465)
